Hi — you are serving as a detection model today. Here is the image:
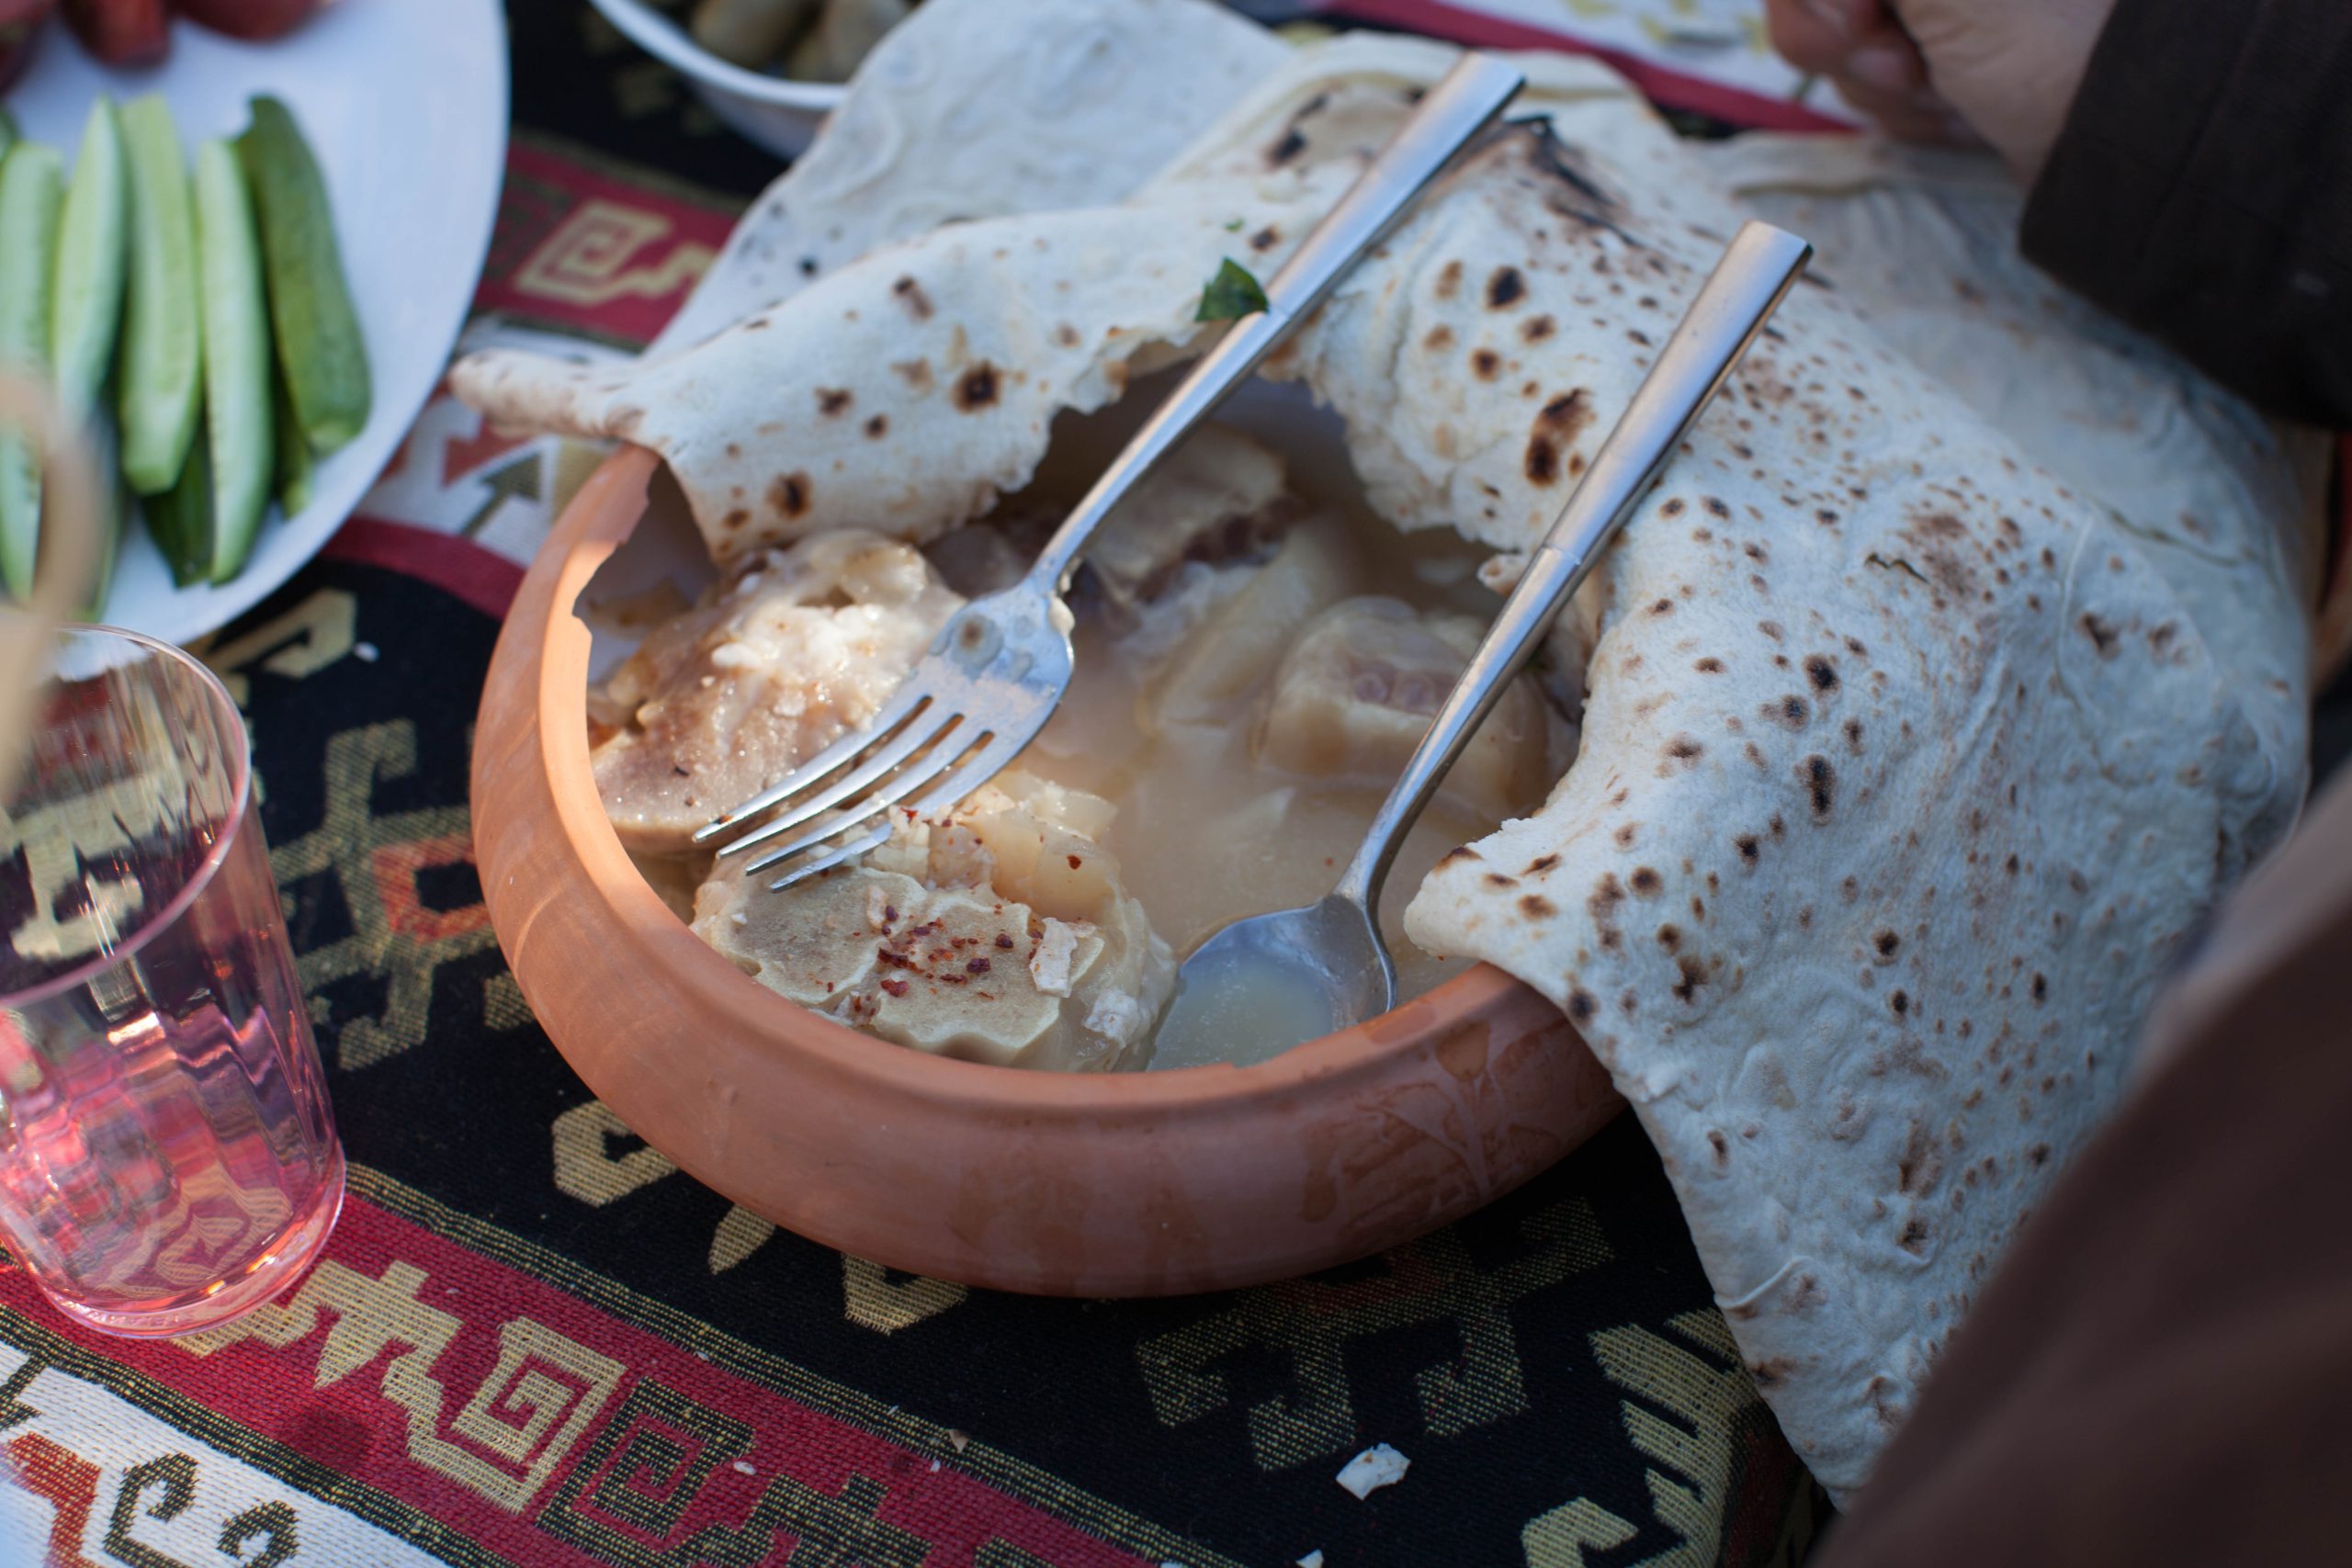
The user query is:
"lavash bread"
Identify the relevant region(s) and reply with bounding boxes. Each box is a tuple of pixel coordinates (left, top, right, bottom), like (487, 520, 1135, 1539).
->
(451, 187, 1344, 566)
(1692, 131, 2326, 840)
(449, 2, 2325, 1500)
(449, 32, 1681, 567)
(650, 0, 1285, 355)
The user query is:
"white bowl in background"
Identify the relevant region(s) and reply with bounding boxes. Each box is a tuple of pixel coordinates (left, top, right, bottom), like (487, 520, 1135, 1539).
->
(584, 0, 848, 157)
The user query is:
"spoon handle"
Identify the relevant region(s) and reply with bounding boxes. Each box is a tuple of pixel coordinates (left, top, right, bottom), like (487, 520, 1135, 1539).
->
(1332, 220, 1814, 912)
(1026, 54, 1525, 593)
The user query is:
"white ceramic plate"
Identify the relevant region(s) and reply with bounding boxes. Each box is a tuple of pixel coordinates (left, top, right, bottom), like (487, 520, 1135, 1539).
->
(6, 0, 508, 646)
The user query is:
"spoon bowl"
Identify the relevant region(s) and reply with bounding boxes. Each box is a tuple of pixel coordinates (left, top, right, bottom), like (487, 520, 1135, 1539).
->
(1148, 894, 1395, 1070)
(1160, 220, 1815, 1067)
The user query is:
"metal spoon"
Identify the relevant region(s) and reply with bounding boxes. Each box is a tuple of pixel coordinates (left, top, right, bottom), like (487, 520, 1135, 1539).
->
(1151, 220, 1815, 1068)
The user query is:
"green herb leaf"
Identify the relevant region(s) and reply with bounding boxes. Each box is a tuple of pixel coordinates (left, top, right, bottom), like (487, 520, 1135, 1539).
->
(1223, 217, 1245, 231)
(1196, 258, 1270, 323)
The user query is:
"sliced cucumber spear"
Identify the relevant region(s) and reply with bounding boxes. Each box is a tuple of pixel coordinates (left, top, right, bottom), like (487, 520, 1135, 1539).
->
(142, 411, 212, 589)
(271, 364, 311, 515)
(82, 412, 126, 616)
(53, 99, 130, 611)
(239, 96, 368, 456)
(54, 99, 129, 419)
(0, 142, 64, 601)
(119, 95, 202, 497)
(193, 137, 272, 584)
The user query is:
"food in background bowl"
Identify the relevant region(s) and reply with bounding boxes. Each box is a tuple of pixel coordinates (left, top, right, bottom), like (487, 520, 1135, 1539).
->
(687, 0, 915, 83)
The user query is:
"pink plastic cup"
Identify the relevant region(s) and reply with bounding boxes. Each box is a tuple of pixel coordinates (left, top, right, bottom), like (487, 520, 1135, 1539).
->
(0, 626, 343, 1337)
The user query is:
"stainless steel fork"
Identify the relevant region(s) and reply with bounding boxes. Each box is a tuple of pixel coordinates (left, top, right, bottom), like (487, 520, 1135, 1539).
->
(696, 53, 1528, 889)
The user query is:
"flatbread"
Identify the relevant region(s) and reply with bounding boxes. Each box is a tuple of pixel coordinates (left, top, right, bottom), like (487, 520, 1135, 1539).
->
(650, 0, 1285, 355)
(451, 184, 1348, 565)
(451, 35, 1668, 566)
(449, 6, 2324, 1500)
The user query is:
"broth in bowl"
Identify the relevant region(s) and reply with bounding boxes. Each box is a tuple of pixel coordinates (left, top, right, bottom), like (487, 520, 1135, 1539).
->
(588, 420, 1574, 1071)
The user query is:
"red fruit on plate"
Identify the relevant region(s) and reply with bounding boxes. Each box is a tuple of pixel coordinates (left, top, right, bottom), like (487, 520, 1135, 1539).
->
(0, 0, 56, 89)
(61, 0, 169, 64)
(173, 0, 322, 41)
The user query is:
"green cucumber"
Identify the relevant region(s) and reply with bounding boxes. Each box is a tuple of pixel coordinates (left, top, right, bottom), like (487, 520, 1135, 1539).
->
(55, 101, 131, 600)
(193, 137, 271, 584)
(118, 96, 202, 497)
(141, 416, 211, 589)
(271, 364, 311, 515)
(238, 96, 368, 456)
(0, 141, 63, 601)
(82, 413, 125, 618)
(53, 99, 129, 419)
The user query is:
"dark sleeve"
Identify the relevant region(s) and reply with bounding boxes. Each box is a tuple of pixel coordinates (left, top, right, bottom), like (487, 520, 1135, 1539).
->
(1815, 773, 2352, 1567)
(2019, 0, 2352, 427)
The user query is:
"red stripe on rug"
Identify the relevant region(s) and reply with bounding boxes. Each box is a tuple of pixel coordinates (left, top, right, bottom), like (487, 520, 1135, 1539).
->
(0, 1192, 1149, 1567)
(326, 519, 526, 619)
(477, 141, 741, 348)
(1328, 0, 1858, 132)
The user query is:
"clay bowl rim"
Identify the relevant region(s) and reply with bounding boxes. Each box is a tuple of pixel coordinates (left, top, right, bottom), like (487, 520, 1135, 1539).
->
(514, 445, 1566, 1122)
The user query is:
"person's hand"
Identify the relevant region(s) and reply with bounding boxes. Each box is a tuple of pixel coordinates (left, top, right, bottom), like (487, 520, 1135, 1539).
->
(1764, 0, 2118, 183)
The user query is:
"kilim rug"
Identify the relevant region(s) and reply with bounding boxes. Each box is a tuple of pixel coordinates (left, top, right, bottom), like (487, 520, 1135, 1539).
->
(0, 521, 1818, 1562)
(0, 6, 1828, 1562)
(8, 0, 2346, 1562)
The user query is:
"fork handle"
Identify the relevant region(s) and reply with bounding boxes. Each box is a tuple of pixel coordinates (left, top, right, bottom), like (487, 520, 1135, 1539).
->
(1331, 220, 1815, 914)
(1026, 53, 1526, 592)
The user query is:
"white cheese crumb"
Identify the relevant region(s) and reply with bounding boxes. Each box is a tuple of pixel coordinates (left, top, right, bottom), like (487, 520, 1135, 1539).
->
(1297, 1553, 1325, 1568)
(865, 885, 894, 931)
(928, 1459, 940, 1472)
(730, 1460, 756, 1476)
(352, 641, 379, 662)
(1477, 551, 1529, 593)
(1336, 1443, 1409, 1499)
(1029, 919, 1082, 997)
(729, 909, 749, 927)
(708, 641, 759, 670)
(1083, 989, 1147, 1045)
(928, 822, 997, 889)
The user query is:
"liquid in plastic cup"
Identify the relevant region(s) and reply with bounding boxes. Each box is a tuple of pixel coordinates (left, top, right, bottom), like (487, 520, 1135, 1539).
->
(0, 625, 343, 1337)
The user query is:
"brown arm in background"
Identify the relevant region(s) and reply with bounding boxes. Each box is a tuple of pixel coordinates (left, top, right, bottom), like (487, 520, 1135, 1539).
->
(1816, 773, 2352, 1565)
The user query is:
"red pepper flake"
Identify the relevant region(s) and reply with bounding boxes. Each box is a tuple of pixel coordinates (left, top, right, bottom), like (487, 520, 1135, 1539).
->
(884, 904, 899, 921)
(967, 957, 991, 974)
(995, 933, 1015, 949)
(876, 949, 916, 970)
(910, 921, 939, 937)
(1068, 854, 1082, 869)
(880, 977, 910, 998)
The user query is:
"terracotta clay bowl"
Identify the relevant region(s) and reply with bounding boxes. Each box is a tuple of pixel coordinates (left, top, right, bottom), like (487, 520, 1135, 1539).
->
(471, 446, 1625, 1295)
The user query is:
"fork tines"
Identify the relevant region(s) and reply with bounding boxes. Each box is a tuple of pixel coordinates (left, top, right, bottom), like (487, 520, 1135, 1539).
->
(691, 689, 1004, 890)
